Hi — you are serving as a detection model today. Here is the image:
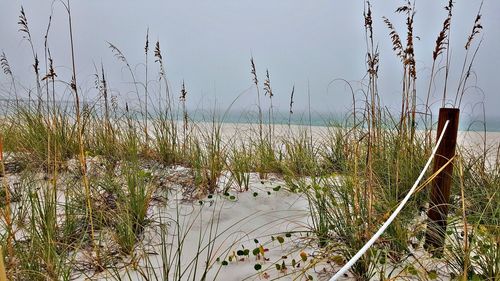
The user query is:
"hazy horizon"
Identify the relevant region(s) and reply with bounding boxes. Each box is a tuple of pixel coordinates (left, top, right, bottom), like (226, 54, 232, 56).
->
(1, 0, 499, 128)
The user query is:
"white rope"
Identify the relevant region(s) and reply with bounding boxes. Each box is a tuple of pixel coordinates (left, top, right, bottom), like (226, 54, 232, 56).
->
(329, 120, 450, 281)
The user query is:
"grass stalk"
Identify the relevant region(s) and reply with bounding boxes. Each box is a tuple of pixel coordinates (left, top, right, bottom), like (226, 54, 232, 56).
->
(0, 246, 6, 281)
(62, 0, 99, 266)
(288, 85, 295, 129)
(144, 29, 150, 148)
(0, 137, 12, 280)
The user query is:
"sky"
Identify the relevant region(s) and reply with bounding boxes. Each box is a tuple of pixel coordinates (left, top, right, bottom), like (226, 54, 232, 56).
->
(0, 0, 499, 125)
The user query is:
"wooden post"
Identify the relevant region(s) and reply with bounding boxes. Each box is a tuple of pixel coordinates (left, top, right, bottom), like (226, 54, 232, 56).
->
(424, 108, 460, 256)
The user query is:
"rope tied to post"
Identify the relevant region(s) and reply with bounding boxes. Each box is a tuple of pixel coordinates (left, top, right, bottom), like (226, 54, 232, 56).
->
(329, 120, 450, 281)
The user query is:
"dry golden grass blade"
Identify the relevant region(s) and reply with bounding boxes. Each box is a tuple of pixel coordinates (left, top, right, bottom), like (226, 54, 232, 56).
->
(0, 136, 12, 280)
(0, 246, 6, 281)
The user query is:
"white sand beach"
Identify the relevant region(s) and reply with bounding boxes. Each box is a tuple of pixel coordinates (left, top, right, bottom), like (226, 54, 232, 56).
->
(1, 122, 499, 281)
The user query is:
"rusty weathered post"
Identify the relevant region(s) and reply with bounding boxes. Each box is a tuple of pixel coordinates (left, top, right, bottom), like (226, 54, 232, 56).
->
(424, 108, 460, 256)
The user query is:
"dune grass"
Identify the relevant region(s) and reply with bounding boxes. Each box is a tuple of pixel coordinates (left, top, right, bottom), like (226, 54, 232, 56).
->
(0, 0, 498, 280)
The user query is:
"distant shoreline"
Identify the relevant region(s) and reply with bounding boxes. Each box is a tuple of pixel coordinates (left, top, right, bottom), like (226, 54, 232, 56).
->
(1, 99, 498, 132)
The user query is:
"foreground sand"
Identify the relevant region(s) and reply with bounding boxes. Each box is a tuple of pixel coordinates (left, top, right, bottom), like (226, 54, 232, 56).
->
(2, 122, 499, 280)
(79, 124, 498, 280)
(73, 170, 336, 281)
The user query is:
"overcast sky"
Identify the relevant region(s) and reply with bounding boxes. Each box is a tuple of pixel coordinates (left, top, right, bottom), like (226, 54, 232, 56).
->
(0, 0, 499, 123)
